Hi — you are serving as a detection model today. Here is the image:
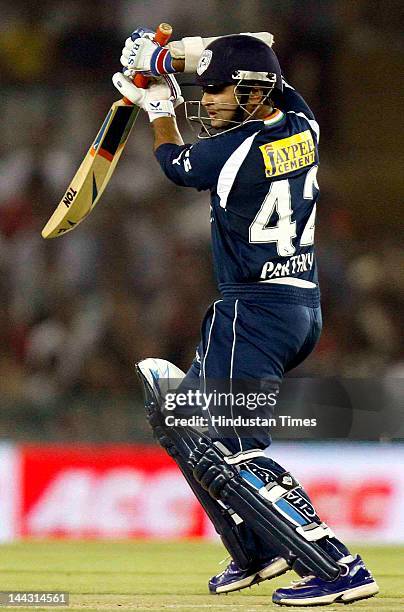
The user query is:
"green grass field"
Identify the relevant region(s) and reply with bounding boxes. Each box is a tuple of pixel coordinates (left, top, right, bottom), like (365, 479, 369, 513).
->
(0, 541, 402, 611)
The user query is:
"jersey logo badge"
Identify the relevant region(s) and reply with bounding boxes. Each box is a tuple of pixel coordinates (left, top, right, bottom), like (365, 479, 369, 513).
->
(259, 130, 315, 178)
(197, 49, 213, 75)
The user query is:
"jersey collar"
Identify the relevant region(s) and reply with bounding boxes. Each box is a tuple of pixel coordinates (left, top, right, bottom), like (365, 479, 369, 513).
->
(262, 108, 285, 126)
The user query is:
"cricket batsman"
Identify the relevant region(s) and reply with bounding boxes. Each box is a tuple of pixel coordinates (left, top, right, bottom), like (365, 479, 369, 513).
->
(112, 28, 379, 606)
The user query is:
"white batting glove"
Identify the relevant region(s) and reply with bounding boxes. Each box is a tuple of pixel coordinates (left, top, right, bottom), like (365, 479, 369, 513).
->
(112, 72, 183, 122)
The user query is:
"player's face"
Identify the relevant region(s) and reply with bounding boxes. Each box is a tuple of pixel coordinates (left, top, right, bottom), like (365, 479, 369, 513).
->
(201, 84, 239, 128)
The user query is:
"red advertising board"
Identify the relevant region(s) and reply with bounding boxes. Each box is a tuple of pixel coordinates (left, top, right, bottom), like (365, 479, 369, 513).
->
(20, 445, 210, 539)
(0, 442, 402, 542)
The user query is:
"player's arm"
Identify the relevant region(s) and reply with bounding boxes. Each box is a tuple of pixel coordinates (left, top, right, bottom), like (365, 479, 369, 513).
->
(150, 117, 183, 150)
(277, 77, 316, 120)
(112, 72, 220, 190)
(272, 77, 320, 143)
(120, 27, 274, 77)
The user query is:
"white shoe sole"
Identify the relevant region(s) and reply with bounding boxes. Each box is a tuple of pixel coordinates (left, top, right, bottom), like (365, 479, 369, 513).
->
(214, 558, 290, 594)
(274, 580, 379, 606)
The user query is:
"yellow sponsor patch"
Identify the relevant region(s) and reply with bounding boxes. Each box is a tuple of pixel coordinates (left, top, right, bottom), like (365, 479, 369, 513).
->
(260, 130, 315, 178)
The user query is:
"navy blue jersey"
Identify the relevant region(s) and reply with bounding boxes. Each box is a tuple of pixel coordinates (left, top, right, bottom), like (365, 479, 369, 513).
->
(155, 81, 320, 302)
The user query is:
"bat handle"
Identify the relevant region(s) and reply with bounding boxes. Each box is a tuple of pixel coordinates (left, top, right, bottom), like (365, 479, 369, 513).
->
(122, 23, 173, 105)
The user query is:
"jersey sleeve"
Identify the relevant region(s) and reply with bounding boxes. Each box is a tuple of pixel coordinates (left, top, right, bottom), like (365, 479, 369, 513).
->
(279, 78, 315, 120)
(155, 139, 225, 191)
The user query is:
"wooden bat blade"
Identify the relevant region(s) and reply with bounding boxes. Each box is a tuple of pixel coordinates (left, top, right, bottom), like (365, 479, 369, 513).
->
(42, 100, 140, 239)
(42, 23, 172, 239)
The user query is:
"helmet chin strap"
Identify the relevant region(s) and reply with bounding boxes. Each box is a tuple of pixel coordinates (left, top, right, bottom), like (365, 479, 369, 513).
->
(233, 103, 247, 124)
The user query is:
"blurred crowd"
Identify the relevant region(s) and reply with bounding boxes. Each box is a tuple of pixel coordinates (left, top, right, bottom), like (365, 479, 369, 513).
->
(0, 1, 402, 441)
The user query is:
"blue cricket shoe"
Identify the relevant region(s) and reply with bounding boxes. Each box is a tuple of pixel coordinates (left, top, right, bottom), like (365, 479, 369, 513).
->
(272, 554, 379, 606)
(209, 556, 289, 594)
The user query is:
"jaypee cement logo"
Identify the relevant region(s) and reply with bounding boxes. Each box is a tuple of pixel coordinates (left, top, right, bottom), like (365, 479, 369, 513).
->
(197, 49, 213, 75)
(259, 130, 315, 178)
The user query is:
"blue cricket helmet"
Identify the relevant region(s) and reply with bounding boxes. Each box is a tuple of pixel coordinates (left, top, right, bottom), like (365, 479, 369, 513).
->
(195, 34, 283, 93)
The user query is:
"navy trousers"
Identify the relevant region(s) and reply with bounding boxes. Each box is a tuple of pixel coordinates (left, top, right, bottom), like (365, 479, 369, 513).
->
(176, 296, 351, 564)
(181, 297, 322, 453)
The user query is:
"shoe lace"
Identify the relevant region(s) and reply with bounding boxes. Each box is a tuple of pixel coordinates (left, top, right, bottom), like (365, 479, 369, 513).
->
(214, 556, 232, 579)
(291, 574, 315, 587)
(219, 555, 231, 566)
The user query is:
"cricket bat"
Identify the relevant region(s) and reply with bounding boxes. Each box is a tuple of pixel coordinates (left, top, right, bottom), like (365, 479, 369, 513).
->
(42, 23, 172, 239)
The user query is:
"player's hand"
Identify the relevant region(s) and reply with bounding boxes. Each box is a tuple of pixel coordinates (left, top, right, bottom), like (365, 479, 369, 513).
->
(112, 73, 183, 122)
(120, 29, 176, 77)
